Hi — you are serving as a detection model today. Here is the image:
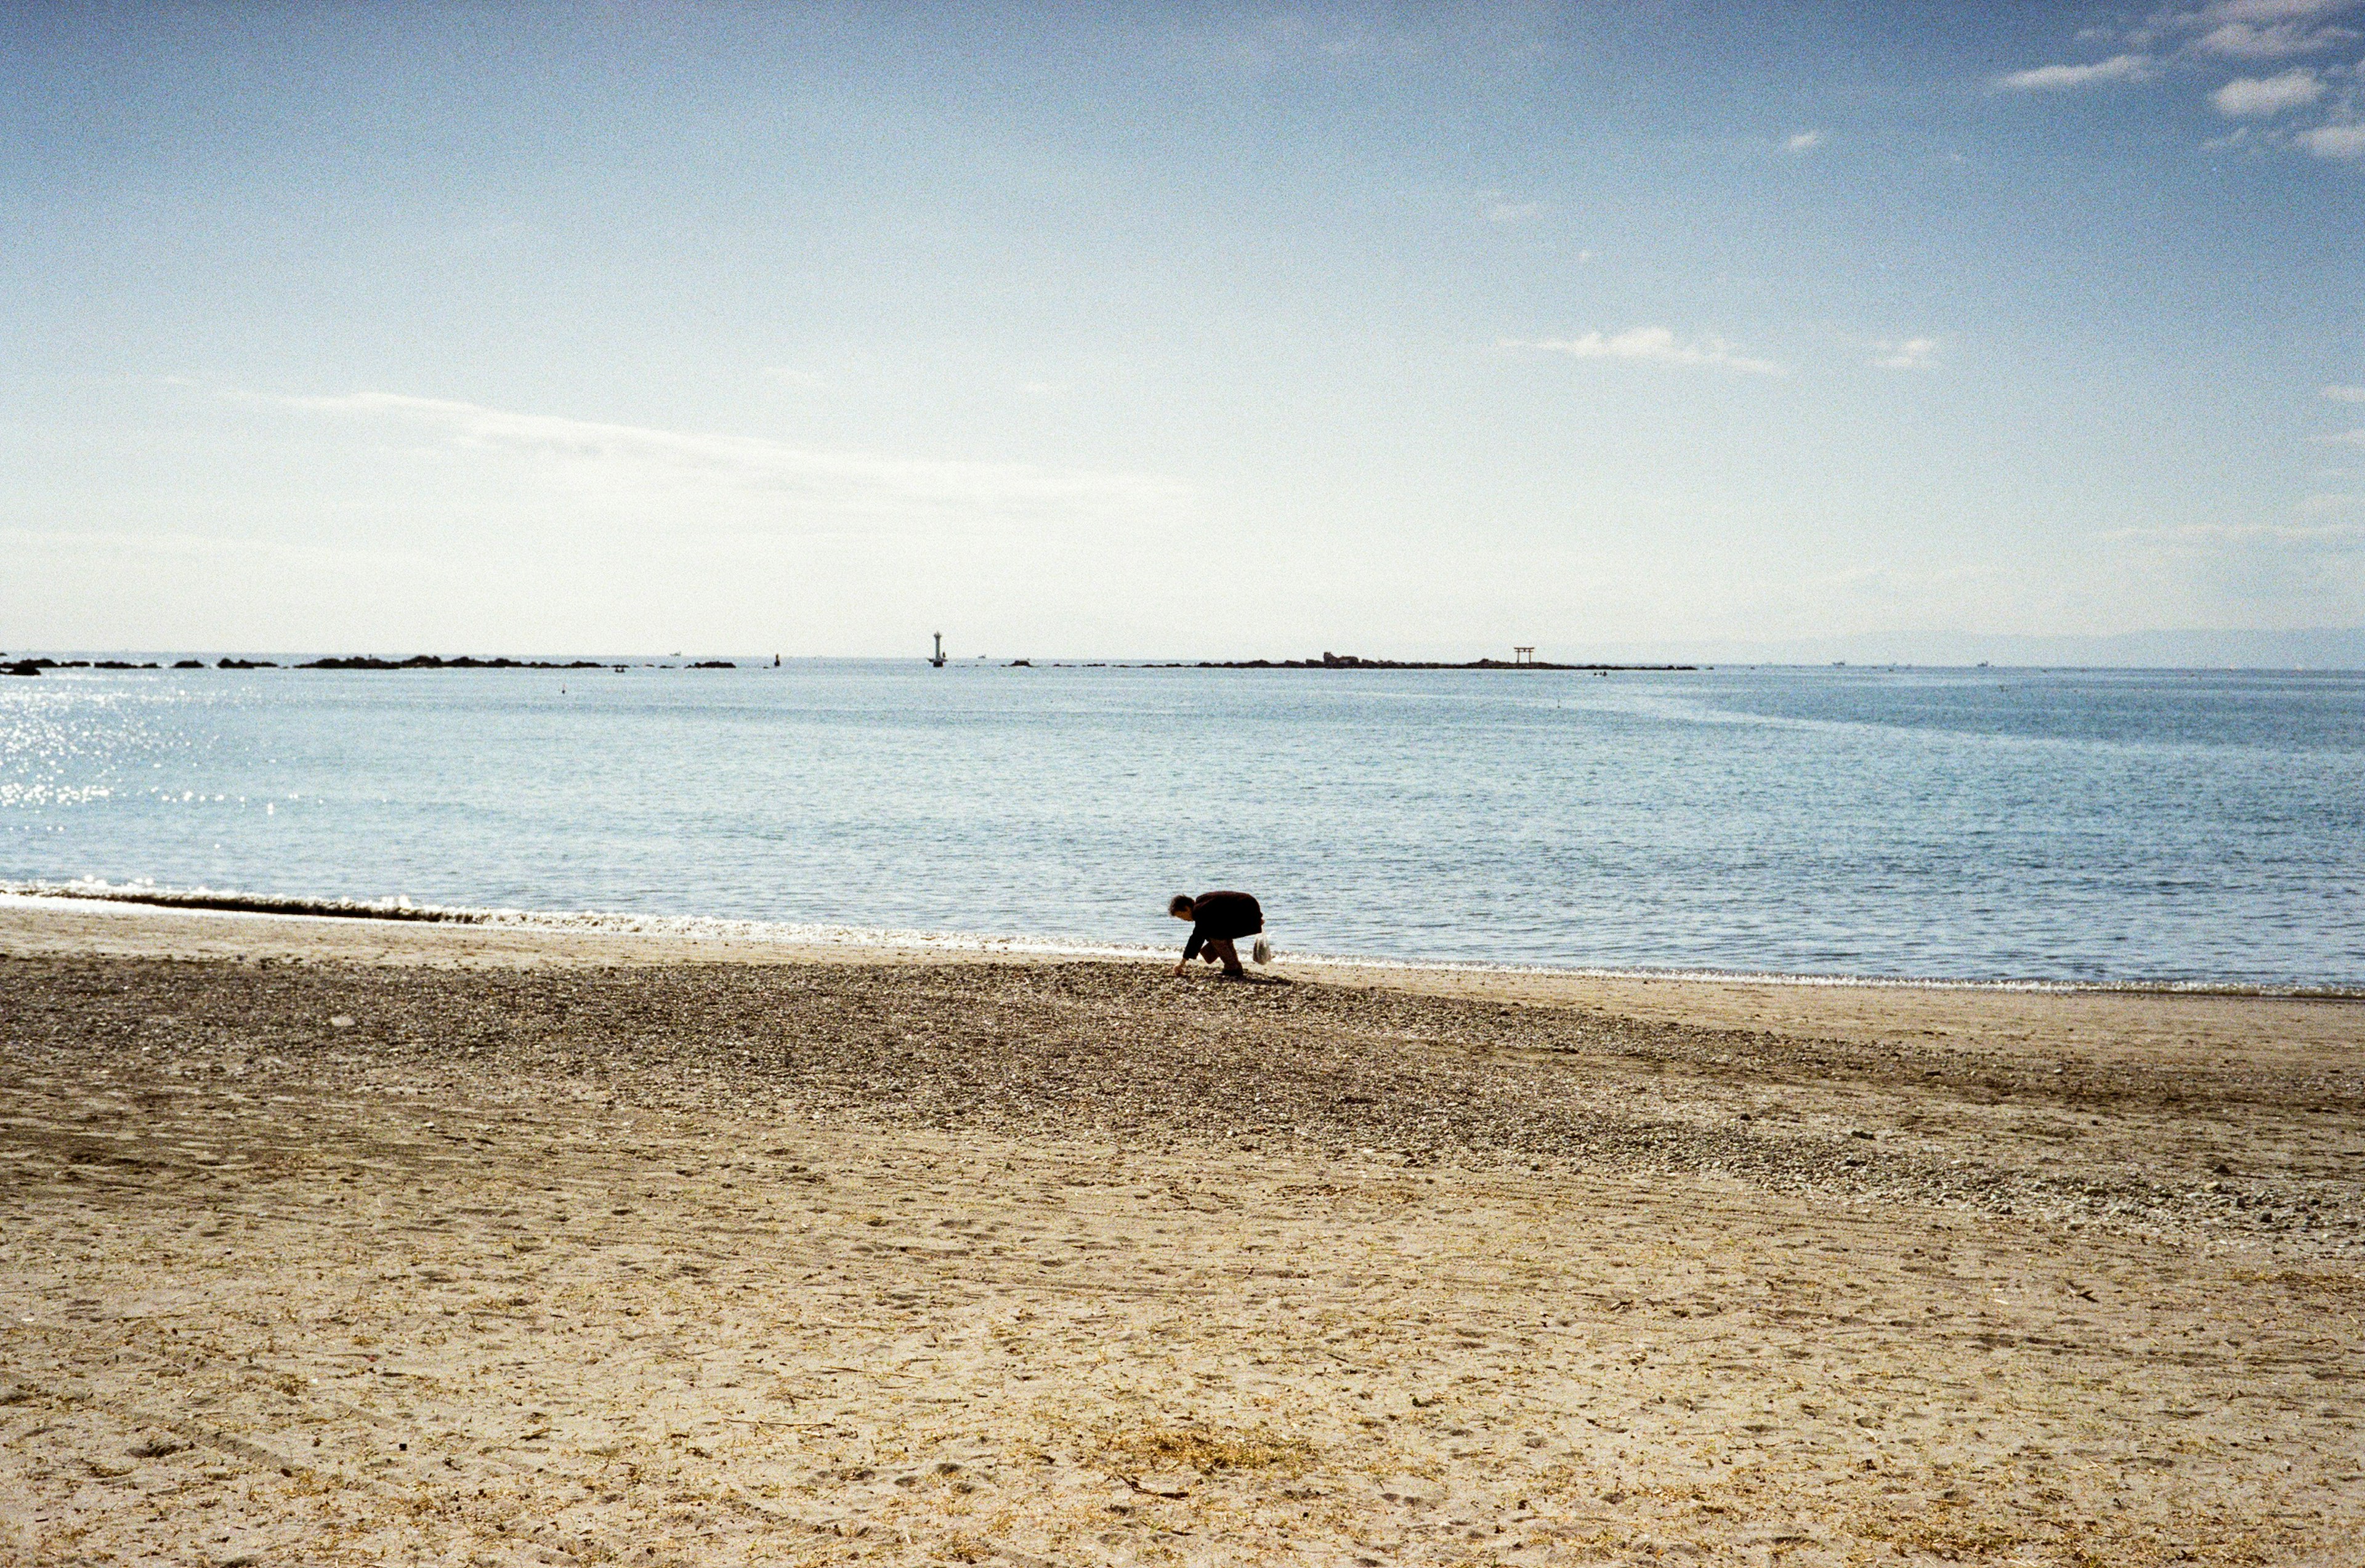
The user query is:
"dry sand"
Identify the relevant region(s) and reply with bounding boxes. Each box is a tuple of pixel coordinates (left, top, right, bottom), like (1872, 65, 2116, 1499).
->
(1, 895, 2359, 1566)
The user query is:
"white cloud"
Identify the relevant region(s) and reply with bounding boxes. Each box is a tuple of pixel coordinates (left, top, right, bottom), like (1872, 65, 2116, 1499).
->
(1503, 328, 1787, 377)
(2297, 121, 2365, 155)
(2167, 0, 2364, 57)
(1870, 337, 1939, 370)
(1785, 129, 1825, 152)
(2175, 0, 2359, 27)
(2197, 20, 2359, 54)
(2316, 426, 2365, 446)
(268, 391, 1182, 523)
(2215, 1, 2353, 22)
(2300, 492, 2365, 514)
(2212, 67, 2327, 111)
(1994, 54, 2154, 91)
(2324, 384, 2365, 400)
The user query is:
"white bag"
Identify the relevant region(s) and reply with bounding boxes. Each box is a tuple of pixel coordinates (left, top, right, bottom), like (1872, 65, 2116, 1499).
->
(1251, 935, 1272, 966)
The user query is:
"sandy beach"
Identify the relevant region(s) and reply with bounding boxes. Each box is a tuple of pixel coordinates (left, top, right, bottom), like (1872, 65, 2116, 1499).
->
(2, 895, 2359, 1567)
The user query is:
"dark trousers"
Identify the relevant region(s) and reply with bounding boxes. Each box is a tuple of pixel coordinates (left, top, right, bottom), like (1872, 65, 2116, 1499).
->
(1196, 937, 1245, 975)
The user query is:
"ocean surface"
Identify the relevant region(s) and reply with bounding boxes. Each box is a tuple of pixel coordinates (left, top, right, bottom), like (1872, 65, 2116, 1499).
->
(3, 660, 2361, 990)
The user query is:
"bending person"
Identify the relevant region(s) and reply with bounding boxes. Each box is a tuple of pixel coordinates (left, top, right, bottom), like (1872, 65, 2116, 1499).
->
(1168, 889, 1263, 979)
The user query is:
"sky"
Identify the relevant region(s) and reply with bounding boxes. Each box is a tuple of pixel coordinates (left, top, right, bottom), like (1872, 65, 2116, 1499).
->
(3, 2, 2363, 661)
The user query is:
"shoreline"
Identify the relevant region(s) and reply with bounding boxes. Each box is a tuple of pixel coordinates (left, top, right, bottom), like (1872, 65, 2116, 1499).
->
(8, 881, 2363, 1105)
(8, 885, 2359, 1000)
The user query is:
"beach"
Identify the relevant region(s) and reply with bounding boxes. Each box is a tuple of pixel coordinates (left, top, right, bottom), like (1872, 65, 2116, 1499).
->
(2, 896, 2360, 1567)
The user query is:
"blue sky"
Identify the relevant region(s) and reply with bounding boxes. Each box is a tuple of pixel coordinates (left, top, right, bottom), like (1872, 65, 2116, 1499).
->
(4, 2, 2361, 658)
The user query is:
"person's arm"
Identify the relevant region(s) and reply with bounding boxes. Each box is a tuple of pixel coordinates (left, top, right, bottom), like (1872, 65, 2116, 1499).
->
(1180, 924, 1207, 964)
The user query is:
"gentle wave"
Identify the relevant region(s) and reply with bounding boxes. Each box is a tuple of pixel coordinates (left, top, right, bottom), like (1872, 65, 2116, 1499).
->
(9, 879, 2359, 1000)
(0, 879, 1165, 958)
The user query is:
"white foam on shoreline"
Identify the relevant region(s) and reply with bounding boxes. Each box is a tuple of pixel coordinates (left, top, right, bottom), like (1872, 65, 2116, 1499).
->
(0, 880, 1173, 961)
(4, 878, 2358, 999)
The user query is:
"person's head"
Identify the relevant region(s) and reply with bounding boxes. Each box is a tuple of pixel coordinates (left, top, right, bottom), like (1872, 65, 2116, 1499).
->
(1168, 894, 1195, 921)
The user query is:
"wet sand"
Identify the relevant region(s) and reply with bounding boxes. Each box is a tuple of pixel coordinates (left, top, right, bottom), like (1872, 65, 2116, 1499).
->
(1, 897, 2359, 1566)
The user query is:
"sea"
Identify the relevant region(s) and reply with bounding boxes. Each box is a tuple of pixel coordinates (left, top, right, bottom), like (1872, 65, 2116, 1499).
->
(3, 660, 2360, 992)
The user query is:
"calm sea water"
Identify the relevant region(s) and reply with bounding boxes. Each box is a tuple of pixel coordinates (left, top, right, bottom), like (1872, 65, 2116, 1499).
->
(4, 661, 2360, 988)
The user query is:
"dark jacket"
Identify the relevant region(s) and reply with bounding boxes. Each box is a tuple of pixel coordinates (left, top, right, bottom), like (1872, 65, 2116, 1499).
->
(1181, 890, 1263, 963)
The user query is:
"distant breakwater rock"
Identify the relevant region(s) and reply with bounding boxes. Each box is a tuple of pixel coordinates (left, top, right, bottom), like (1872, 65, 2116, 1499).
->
(1175, 652, 1699, 672)
(2, 655, 748, 673)
(298, 655, 601, 671)
(5, 659, 164, 674)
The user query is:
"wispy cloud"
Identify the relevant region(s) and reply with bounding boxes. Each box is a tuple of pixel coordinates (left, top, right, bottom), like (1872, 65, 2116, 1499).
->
(1994, 54, 2153, 91)
(1503, 328, 1786, 377)
(1202, 14, 1428, 75)
(2212, 66, 2327, 111)
(2168, 0, 2365, 58)
(267, 391, 1182, 522)
(2297, 121, 2365, 155)
(2196, 18, 2360, 54)
(1479, 193, 1543, 222)
(2105, 519, 2363, 543)
(1785, 129, 1825, 152)
(1867, 337, 1940, 370)
(2316, 426, 2365, 447)
(2324, 384, 2365, 401)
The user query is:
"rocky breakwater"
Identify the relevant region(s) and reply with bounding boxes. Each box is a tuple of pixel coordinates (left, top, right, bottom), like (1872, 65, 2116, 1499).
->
(1, 657, 162, 674)
(297, 654, 617, 671)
